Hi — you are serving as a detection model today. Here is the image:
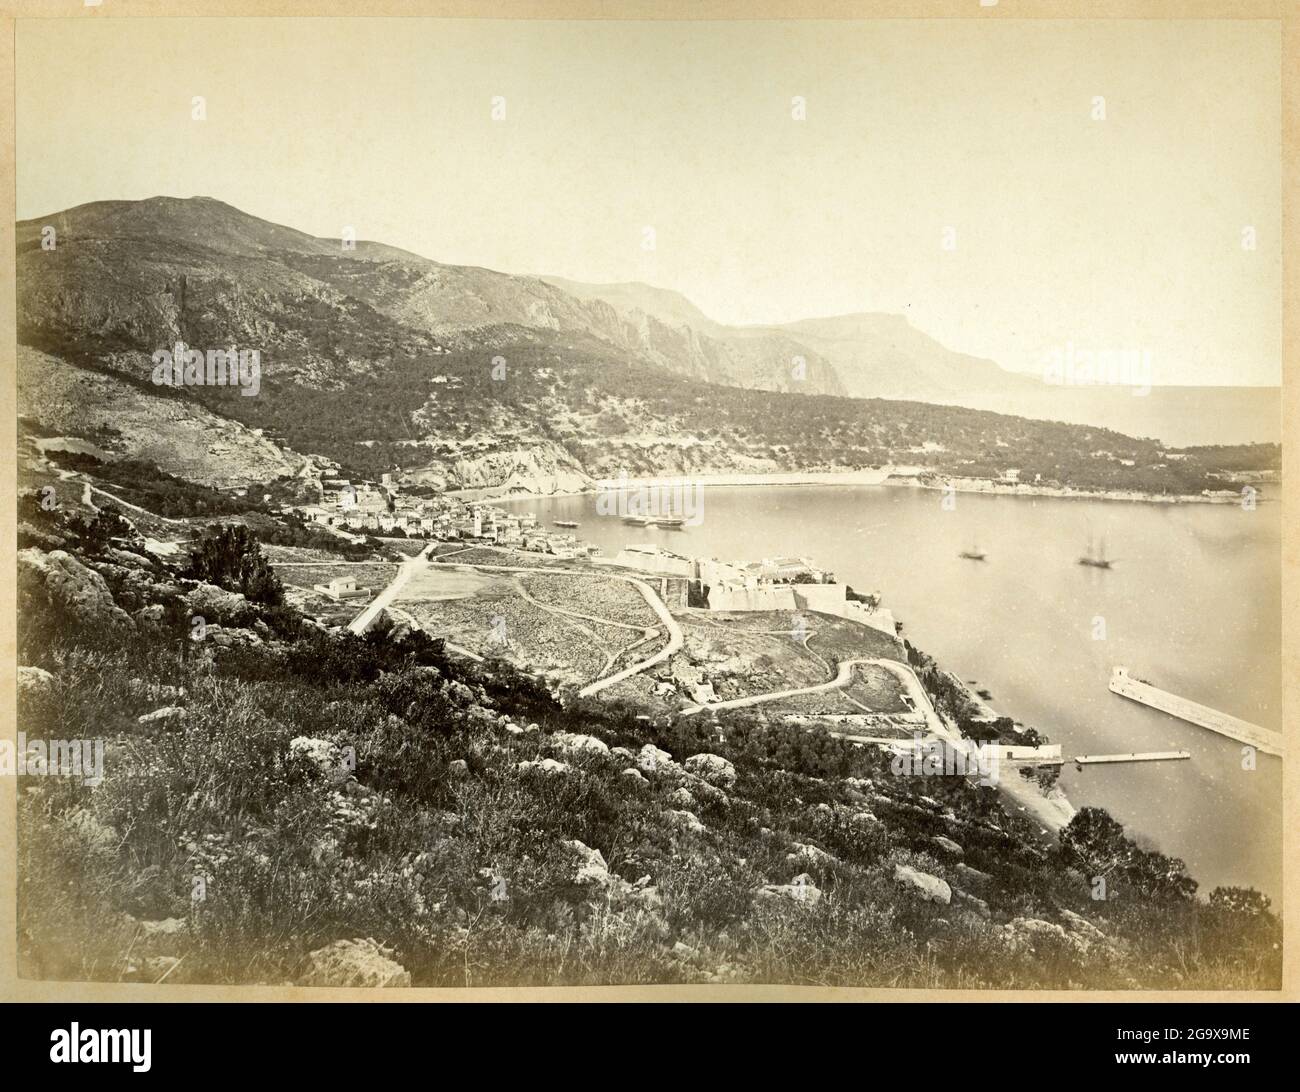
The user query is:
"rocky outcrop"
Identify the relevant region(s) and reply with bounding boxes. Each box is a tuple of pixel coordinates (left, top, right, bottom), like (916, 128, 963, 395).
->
(517, 757, 571, 776)
(683, 753, 737, 789)
(290, 736, 343, 774)
(566, 840, 615, 888)
(297, 938, 411, 987)
(951, 887, 990, 917)
(637, 744, 678, 775)
(16, 347, 306, 490)
(757, 873, 822, 907)
(667, 787, 697, 809)
(18, 548, 133, 634)
(1002, 917, 1088, 957)
(185, 582, 256, 626)
(667, 809, 706, 834)
(954, 862, 992, 887)
(138, 706, 185, 726)
(403, 441, 592, 495)
(18, 666, 56, 701)
(1058, 908, 1108, 944)
(562, 840, 662, 911)
(551, 732, 610, 758)
(787, 842, 838, 868)
(893, 864, 952, 905)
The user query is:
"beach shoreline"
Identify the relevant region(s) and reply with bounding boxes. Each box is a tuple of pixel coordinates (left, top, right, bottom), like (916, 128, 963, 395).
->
(449, 467, 1270, 507)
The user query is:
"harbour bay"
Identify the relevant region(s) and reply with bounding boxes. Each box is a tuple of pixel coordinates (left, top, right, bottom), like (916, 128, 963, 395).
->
(503, 483, 1284, 901)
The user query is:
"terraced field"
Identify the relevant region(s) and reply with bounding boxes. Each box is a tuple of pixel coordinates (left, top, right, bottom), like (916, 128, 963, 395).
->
(273, 562, 399, 591)
(380, 537, 431, 557)
(518, 572, 659, 628)
(401, 595, 611, 683)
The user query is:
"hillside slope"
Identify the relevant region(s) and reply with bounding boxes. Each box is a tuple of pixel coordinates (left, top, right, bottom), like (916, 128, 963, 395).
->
(18, 196, 842, 397)
(17, 197, 1279, 491)
(14, 503, 1282, 989)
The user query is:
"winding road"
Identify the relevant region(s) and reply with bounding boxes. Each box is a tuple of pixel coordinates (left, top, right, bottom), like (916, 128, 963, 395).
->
(348, 551, 683, 696)
(679, 655, 947, 738)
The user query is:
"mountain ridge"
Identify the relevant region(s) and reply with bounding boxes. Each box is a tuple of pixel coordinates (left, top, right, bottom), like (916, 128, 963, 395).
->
(17, 195, 1280, 450)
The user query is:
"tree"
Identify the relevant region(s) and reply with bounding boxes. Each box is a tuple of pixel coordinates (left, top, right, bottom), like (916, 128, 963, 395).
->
(1125, 847, 1197, 902)
(77, 505, 134, 555)
(1060, 807, 1132, 880)
(184, 524, 284, 606)
(1208, 886, 1271, 918)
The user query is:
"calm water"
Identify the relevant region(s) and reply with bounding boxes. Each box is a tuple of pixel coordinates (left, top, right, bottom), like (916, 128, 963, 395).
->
(504, 484, 1283, 901)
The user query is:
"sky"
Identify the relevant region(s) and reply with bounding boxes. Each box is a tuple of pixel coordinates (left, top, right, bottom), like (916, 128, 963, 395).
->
(15, 16, 1283, 386)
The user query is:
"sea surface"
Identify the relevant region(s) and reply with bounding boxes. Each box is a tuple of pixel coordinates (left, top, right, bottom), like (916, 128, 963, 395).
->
(503, 484, 1284, 902)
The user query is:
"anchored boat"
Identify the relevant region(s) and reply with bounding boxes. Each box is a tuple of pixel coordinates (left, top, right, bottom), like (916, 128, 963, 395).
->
(1079, 536, 1112, 569)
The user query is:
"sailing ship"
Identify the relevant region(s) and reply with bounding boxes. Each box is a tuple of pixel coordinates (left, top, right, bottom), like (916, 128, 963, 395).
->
(1079, 537, 1112, 569)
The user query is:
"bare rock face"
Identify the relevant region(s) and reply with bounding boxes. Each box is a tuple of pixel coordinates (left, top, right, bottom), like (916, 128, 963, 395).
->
(138, 706, 186, 726)
(185, 582, 256, 626)
(106, 547, 153, 570)
(667, 809, 706, 834)
(17, 666, 56, 701)
(893, 864, 952, 905)
(683, 776, 729, 808)
(18, 548, 134, 634)
(290, 736, 342, 774)
(954, 862, 992, 887)
(786, 842, 839, 867)
(1058, 908, 1108, 944)
(756, 873, 822, 907)
(667, 787, 697, 809)
(564, 840, 612, 887)
(297, 938, 411, 988)
(551, 732, 610, 758)
(517, 757, 571, 776)
(562, 840, 664, 913)
(951, 887, 990, 917)
(637, 744, 677, 775)
(683, 753, 737, 788)
(1002, 917, 1088, 957)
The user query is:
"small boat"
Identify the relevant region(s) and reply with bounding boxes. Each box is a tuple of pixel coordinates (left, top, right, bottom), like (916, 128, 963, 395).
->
(623, 515, 655, 526)
(553, 520, 579, 528)
(656, 517, 686, 529)
(1079, 537, 1113, 569)
(958, 538, 985, 561)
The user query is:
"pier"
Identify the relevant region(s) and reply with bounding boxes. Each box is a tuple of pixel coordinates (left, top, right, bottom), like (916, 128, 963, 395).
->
(1074, 751, 1191, 765)
(1109, 667, 1283, 758)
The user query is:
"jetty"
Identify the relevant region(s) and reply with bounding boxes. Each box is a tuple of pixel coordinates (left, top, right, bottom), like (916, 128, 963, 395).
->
(1074, 751, 1191, 765)
(1109, 667, 1283, 758)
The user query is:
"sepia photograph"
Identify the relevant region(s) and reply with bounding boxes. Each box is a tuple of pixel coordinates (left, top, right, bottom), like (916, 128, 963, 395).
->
(1, 0, 1295, 1032)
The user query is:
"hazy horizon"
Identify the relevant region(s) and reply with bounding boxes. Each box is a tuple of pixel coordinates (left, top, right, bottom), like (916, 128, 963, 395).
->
(16, 17, 1283, 388)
